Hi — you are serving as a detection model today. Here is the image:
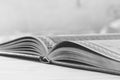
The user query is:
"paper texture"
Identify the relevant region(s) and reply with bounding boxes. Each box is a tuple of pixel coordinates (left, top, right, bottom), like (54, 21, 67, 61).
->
(89, 40, 120, 56)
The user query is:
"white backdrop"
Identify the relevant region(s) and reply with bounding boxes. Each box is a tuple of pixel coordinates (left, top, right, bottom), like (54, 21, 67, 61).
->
(0, 0, 120, 35)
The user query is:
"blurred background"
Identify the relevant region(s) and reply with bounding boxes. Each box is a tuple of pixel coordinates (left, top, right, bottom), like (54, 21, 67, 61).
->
(0, 0, 120, 35)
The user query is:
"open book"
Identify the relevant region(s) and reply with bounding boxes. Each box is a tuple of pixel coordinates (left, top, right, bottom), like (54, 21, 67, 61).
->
(0, 34, 120, 75)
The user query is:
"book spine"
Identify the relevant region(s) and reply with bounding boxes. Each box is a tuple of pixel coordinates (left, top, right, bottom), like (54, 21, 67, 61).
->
(39, 56, 50, 63)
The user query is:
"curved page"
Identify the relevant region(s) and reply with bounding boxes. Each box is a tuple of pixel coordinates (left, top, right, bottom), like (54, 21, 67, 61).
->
(0, 36, 48, 60)
(48, 41, 120, 75)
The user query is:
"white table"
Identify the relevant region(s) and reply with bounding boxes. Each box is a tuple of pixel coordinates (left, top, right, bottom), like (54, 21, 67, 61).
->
(0, 56, 119, 80)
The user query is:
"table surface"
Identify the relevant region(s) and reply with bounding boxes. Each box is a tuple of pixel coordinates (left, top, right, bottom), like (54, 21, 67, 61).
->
(0, 56, 119, 80)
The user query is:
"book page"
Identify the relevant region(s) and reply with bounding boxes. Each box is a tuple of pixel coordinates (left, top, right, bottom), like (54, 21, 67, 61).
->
(0, 33, 33, 44)
(38, 35, 56, 50)
(89, 40, 120, 56)
(48, 34, 120, 43)
(72, 40, 120, 61)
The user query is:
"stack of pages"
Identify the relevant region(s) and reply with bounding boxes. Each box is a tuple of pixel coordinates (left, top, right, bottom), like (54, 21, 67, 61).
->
(0, 34, 120, 75)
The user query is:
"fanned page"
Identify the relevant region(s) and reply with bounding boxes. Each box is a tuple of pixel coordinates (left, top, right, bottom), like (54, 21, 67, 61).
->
(73, 40, 120, 62)
(48, 36, 120, 75)
(0, 35, 48, 61)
